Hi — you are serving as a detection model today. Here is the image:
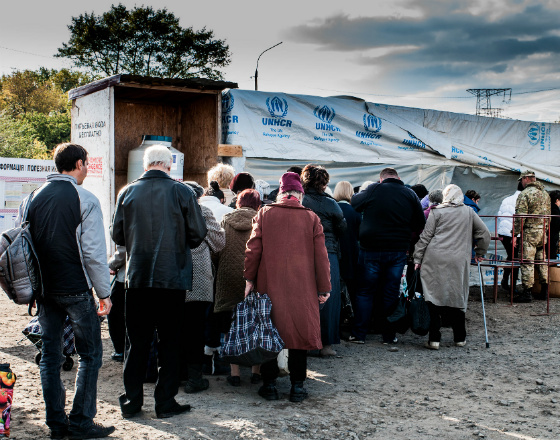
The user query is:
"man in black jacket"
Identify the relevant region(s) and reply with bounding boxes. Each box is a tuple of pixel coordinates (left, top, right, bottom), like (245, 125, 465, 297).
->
(348, 168, 425, 344)
(111, 145, 207, 419)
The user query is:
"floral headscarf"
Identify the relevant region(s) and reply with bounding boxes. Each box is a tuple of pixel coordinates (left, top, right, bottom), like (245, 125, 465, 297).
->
(436, 184, 464, 208)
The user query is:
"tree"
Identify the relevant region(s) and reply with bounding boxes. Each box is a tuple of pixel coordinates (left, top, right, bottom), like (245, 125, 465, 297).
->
(0, 115, 50, 159)
(57, 4, 231, 79)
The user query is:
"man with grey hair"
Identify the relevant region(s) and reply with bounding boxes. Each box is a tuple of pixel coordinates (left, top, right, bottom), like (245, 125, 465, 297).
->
(112, 144, 207, 419)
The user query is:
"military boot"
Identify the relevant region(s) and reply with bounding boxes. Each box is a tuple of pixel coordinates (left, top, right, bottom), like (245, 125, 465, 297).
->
(534, 283, 548, 301)
(513, 286, 532, 303)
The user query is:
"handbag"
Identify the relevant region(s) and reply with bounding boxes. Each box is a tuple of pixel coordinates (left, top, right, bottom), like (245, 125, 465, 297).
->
(221, 291, 284, 367)
(386, 292, 410, 334)
(407, 270, 431, 336)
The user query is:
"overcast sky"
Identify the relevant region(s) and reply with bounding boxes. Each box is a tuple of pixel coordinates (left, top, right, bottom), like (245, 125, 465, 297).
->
(1, 0, 559, 122)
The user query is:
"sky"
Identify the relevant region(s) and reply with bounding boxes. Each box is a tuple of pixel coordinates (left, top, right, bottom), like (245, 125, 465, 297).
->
(1, 0, 559, 122)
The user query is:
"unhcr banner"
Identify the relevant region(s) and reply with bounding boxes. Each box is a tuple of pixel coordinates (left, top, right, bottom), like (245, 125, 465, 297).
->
(222, 90, 560, 185)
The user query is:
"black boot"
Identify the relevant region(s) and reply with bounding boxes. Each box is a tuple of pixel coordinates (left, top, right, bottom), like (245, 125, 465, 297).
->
(184, 364, 209, 393)
(258, 381, 279, 401)
(289, 381, 308, 403)
(534, 283, 548, 300)
(513, 286, 532, 303)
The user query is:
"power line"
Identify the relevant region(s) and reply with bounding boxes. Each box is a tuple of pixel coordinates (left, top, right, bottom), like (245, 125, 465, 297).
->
(0, 45, 55, 60)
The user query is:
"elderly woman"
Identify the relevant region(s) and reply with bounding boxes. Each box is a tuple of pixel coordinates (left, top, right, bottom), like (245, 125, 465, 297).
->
(244, 172, 331, 403)
(302, 165, 347, 356)
(182, 181, 226, 392)
(207, 163, 236, 206)
(214, 189, 262, 386)
(413, 184, 490, 350)
(228, 172, 255, 208)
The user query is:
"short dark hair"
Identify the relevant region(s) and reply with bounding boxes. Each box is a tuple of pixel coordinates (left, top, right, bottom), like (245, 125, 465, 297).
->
(301, 164, 330, 192)
(465, 189, 480, 201)
(380, 168, 398, 180)
(287, 166, 303, 175)
(549, 190, 560, 205)
(53, 143, 88, 173)
(410, 184, 428, 200)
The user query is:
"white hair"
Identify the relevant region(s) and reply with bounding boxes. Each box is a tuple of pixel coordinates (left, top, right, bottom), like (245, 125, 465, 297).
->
(360, 180, 374, 192)
(143, 145, 173, 170)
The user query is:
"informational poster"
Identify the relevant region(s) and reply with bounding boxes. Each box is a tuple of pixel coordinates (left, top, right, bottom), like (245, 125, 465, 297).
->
(0, 158, 56, 231)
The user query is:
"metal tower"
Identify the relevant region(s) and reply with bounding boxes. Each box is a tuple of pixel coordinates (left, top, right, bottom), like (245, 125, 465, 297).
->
(466, 88, 512, 117)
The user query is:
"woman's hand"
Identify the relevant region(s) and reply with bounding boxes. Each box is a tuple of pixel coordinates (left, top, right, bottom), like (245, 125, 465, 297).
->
(318, 293, 330, 304)
(244, 280, 254, 297)
(414, 263, 421, 270)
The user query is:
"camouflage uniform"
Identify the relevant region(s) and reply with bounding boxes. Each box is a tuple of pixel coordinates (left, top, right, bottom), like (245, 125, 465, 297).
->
(514, 181, 551, 288)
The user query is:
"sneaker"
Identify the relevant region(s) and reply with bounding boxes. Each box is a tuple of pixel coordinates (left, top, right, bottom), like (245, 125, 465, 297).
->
(258, 382, 279, 401)
(347, 335, 365, 344)
(382, 337, 398, 345)
(250, 373, 262, 384)
(424, 341, 440, 350)
(227, 375, 241, 387)
(455, 341, 466, 347)
(50, 426, 69, 439)
(68, 422, 115, 440)
(111, 352, 124, 362)
(156, 401, 191, 419)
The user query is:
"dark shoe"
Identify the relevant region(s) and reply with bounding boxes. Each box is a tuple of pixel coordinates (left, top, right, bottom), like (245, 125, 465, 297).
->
(250, 373, 262, 384)
(500, 278, 510, 292)
(534, 283, 548, 300)
(68, 422, 115, 440)
(227, 375, 241, 387)
(50, 426, 69, 439)
(156, 401, 191, 419)
(184, 364, 209, 393)
(513, 287, 532, 303)
(119, 393, 142, 419)
(289, 381, 308, 403)
(258, 382, 279, 401)
(111, 352, 124, 362)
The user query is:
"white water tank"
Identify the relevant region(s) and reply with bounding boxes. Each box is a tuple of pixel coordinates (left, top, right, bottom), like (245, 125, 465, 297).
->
(127, 135, 184, 182)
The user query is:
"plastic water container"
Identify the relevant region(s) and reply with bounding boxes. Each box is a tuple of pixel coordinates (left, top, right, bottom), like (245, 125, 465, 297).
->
(127, 135, 184, 182)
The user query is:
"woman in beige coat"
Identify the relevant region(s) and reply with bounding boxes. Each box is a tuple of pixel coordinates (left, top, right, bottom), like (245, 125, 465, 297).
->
(414, 184, 490, 350)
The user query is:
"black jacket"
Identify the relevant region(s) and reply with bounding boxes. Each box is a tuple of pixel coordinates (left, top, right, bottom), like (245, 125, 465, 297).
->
(302, 188, 347, 254)
(338, 201, 361, 282)
(111, 170, 207, 290)
(351, 178, 425, 252)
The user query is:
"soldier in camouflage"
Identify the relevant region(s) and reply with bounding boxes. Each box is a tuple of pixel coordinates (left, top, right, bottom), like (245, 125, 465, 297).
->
(512, 171, 551, 302)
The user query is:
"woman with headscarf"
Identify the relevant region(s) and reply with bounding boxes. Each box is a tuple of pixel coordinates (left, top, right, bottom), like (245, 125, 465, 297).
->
(214, 189, 262, 386)
(244, 172, 331, 403)
(413, 184, 490, 350)
(301, 165, 347, 356)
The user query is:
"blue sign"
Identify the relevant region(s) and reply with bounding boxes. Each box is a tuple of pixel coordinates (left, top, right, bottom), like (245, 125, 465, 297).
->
(222, 94, 234, 114)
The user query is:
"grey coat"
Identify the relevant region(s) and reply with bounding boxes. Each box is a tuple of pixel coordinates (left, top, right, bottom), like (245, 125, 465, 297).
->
(413, 205, 490, 312)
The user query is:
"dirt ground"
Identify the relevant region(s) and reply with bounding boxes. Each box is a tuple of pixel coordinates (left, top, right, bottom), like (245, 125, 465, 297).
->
(1, 286, 559, 440)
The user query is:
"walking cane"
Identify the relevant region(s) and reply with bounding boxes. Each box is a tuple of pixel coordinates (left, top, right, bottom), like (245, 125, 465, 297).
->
(477, 261, 490, 348)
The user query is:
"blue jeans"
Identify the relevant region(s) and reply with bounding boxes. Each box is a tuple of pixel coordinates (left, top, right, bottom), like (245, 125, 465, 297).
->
(351, 250, 407, 342)
(38, 292, 103, 432)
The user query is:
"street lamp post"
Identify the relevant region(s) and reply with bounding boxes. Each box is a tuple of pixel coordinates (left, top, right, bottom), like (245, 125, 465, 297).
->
(254, 42, 282, 91)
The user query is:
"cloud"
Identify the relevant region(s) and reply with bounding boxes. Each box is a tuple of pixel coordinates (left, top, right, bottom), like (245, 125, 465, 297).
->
(284, 1, 560, 91)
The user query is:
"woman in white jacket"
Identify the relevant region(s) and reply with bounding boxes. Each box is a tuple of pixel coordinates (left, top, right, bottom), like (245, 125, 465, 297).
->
(497, 181, 523, 292)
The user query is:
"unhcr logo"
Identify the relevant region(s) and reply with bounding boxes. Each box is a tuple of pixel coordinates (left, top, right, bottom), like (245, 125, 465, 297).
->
(263, 96, 292, 127)
(222, 94, 234, 114)
(314, 105, 340, 132)
(527, 122, 539, 146)
(363, 114, 382, 133)
(527, 122, 551, 150)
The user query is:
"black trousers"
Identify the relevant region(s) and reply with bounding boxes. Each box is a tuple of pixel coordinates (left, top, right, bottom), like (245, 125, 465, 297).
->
(107, 281, 126, 354)
(427, 302, 466, 343)
(261, 349, 307, 384)
(124, 288, 184, 411)
(180, 301, 208, 376)
(500, 235, 519, 286)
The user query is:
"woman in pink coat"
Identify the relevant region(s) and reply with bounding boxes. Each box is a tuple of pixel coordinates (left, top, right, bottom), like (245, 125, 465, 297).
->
(244, 172, 331, 403)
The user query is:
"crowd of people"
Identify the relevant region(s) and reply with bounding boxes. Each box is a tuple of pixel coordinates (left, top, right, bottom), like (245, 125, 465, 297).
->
(18, 142, 560, 439)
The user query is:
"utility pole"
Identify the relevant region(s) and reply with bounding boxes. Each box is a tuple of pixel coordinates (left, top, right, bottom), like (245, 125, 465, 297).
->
(466, 88, 512, 118)
(254, 42, 282, 91)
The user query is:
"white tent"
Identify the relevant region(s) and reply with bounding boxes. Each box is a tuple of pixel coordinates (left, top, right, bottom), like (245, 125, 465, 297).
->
(221, 89, 560, 244)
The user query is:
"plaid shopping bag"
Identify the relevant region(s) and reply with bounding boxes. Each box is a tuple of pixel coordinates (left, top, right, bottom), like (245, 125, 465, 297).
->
(220, 291, 284, 367)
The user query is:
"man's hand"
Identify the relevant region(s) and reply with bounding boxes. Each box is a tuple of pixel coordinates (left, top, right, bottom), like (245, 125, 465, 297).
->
(318, 293, 330, 304)
(474, 255, 484, 263)
(109, 269, 116, 276)
(512, 236, 517, 248)
(414, 263, 421, 270)
(244, 280, 254, 297)
(97, 297, 112, 316)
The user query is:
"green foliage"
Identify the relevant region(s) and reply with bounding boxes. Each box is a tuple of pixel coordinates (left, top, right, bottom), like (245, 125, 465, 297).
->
(0, 115, 50, 159)
(57, 4, 231, 79)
